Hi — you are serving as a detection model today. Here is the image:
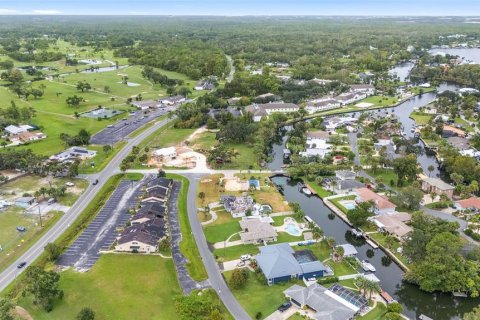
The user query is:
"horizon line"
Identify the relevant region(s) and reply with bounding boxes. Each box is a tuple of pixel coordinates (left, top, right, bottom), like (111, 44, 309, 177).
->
(0, 14, 480, 17)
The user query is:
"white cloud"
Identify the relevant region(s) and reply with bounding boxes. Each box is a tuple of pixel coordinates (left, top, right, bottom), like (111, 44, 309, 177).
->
(33, 9, 62, 15)
(0, 8, 17, 14)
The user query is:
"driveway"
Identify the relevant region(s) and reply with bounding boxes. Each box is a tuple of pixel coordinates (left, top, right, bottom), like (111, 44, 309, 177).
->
(168, 181, 210, 293)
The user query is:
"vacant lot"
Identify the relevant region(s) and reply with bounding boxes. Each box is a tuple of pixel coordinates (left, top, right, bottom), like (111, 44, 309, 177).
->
(19, 254, 182, 320)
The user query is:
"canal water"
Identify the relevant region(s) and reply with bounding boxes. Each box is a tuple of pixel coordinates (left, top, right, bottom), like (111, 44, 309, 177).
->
(271, 175, 478, 320)
(267, 80, 479, 318)
(389, 61, 415, 82)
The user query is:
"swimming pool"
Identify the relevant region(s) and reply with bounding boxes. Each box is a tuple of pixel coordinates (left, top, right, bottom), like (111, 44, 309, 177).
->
(285, 223, 302, 236)
(339, 200, 357, 211)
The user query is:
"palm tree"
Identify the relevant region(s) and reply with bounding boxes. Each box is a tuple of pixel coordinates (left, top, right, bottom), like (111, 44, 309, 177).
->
(326, 237, 336, 254)
(312, 227, 324, 246)
(38, 186, 48, 200)
(365, 279, 381, 301)
(355, 276, 369, 296)
(334, 245, 345, 262)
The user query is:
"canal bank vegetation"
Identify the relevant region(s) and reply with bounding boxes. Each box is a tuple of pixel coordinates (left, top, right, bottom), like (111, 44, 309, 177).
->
(404, 212, 480, 297)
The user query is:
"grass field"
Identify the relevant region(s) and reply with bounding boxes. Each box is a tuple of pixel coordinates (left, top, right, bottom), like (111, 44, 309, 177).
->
(224, 269, 301, 319)
(356, 302, 387, 320)
(204, 219, 242, 244)
(78, 141, 126, 174)
(409, 111, 433, 125)
(305, 179, 333, 198)
(357, 95, 398, 107)
(168, 174, 208, 281)
(365, 169, 398, 189)
(214, 244, 260, 262)
(192, 131, 260, 169)
(0, 208, 63, 273)
(19, 254, 182, 320)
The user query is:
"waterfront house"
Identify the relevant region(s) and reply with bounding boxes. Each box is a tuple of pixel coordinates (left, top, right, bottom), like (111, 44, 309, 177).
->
(335, 170, 356, 181)
(354, 187, 396, 215)
(283, 283, 366, 319)
(239, 219, 277, 244)
(221, 194, 255, 218)
(442, 125, 466, 138)
(337, 244, 358, 257)
(255, 243, 327, 285)
(419, 175, 454, 199)
(371, 213, 412, 241)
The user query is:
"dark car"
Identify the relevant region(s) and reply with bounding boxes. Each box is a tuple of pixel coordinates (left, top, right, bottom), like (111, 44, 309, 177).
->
(92, 179, 99, 185)
(277, 302, 292, 312)
(17, 261, 27, 269)
(16, 226, 27, 232)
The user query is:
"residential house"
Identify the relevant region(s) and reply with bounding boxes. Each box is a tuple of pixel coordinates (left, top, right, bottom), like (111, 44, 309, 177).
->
(227, 97, 242, 105)
(371, 213, 412, 241)
(455, 197, 480, 211)
(245, 104, 268, 122)
(305, 98, 341, 114)
(335, 170, 356, 181)
(194, 80, 215, 91)
(306, 130, 331, 144)
(49, 147, 97, 162)
(419, 175, 454, 199)
(221, 195, 255, 218)
(255, 243, 327, 285)
(323, 178, 365, 195)
(14, 196, 35, 208)
(152, 147, 177, 161)
(239, 219, 278, 244)
(148, 177, 173, 189)
(208, 107, 242, 119)
(16, 131, 47, 143)
(354, 187, 396, 215)
(324, 117, 357, 131)
(142, 185, 170, 204)
(284, 283, 366, 320)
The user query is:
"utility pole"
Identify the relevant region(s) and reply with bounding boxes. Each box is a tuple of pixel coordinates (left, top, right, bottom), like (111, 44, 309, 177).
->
(38, 205, 43, 227)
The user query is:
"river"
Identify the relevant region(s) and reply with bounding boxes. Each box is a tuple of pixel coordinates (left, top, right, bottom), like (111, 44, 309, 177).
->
(267, 81, 479, 319)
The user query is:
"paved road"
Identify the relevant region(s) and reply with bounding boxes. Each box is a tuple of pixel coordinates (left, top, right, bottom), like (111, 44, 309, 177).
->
(183, 173, 251, 320)
(0, 117, 171, 292)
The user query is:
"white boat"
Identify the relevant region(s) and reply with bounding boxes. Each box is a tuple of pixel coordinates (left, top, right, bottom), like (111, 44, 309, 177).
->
(302, 187, 312, 195)
(361, 260, 376, 272)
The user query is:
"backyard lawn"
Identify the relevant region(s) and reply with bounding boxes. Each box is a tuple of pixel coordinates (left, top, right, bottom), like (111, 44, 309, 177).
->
(365, 169, 398, 189)
(356, 302, 387, 320)
(409, 111, 433, 125)
(305, 179, 333, 198)
(19, 254, 182, 320)
(204, 219, 242, 244)
(224, 269, 301, 319)
(357, 95, 398, 107)
(214, 244, 259, 262)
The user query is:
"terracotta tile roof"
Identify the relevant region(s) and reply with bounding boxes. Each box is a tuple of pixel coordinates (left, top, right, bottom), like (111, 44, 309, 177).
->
(456, 197, 480, 210)
(355, 187, 396, 210)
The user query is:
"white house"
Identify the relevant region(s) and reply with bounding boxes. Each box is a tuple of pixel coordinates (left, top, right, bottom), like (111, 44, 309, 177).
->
(152, 147, 177, 161)
(4, 125, 33, 136)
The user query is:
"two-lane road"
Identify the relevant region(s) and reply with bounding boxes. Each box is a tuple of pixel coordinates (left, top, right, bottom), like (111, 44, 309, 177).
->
(0, 117, 171, 292)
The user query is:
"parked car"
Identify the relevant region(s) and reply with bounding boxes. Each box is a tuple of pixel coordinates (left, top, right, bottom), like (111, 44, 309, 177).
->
(277, 302, 292, 312)
(17, 261, 27, 269)
(47, 198, 56, 205)
(92, 179, 99, 185)
(240, 254, 251, 261)
(16, 226, 26, 232)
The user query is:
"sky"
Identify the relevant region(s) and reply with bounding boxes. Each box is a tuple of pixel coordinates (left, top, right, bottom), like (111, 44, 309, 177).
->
(0, 0, 479, 16)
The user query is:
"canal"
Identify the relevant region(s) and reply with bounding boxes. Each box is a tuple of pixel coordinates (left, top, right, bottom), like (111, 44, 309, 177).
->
(271, 175, 479, 320)
(267, 80, 479, 318)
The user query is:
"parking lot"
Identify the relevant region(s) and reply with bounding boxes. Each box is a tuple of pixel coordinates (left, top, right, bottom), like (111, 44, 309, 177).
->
(90, 106, 175, 145)
(57, 179, 144, 271)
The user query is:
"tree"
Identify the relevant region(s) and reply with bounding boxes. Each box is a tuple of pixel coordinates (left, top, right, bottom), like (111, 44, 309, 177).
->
(326, 237, 336, 254)
(44, 243, 62, 262)
(395, 186, 423, 210)
(364, 278, 381, 300)
(157, 169, 166, 178)
(0, 297, 14, 320)
(103, 145, 112, 154)
(464, 306, 480, 320)
(334, 245, 345, 262)
(387, 302, 403, 314)
(427, 165, 435, 177)
(22, 266, 64, 311)
(392, 154, 418, 186)
(198, 192, 206, 204)
(229, 268, 248, 289)
(76, 81, 92, 92)
(347, 201, 374, 227)
(76, 307, 95, 320)
(312, 227, 324, 246)
(66, 95, 83, 108)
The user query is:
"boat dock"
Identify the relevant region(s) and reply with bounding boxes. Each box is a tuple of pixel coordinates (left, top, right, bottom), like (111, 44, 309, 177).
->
(365, 238, 379, 249)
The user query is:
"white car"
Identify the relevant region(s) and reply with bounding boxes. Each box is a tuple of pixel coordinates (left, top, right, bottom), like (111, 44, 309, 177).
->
(65, 182, 75, 187)
(240, 254, 251, 261)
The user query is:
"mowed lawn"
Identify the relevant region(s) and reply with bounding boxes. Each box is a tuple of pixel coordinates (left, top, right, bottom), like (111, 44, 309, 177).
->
(357, 95, 398, 107)
(19, 254, 181, 320)
(224, 269, 301, 319)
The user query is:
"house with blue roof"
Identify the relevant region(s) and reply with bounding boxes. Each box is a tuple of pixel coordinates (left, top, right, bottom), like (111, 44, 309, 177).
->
(255, 243, 327, 285)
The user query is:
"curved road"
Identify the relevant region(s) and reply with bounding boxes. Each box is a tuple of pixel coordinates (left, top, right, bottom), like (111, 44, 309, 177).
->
(0, 117, 171, 292)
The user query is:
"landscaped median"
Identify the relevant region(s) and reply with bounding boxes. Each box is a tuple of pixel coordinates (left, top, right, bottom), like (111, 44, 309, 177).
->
(167, 173, 208, 281)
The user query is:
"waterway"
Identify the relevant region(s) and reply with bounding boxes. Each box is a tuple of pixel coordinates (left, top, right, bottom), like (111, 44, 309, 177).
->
(429, 48, 480, 64)
(267, 80, 479, 318)
(389, 61, 415, 82)
(271, 175, 478, 320)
